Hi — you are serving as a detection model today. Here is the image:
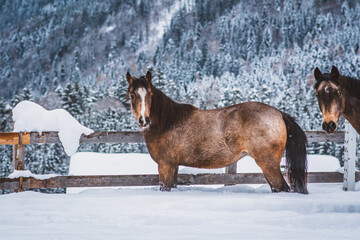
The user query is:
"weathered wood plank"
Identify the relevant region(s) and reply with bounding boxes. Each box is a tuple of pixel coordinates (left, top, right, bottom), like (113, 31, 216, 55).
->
(307, 172, 353, 183)
(30, 131, 59, 144)
(1, 172, 358, 190)
(27, 175, 159, 188)
(0, 178, 19, 190)
(0, 132, 30, 145)
(81, 131, 144, 143)
(30, 131, 144, 144)
(0, 131, 343, 145)
(304, 131, 344, 143)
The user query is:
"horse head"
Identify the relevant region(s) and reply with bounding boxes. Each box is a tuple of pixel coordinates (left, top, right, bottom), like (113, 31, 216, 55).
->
(126, 71, 153, 131)
(314, 66, 345, 134)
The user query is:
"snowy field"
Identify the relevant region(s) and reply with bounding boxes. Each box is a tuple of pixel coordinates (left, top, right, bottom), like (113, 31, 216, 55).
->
(1, 153, 360, 239)
(1, 183, 360, 240)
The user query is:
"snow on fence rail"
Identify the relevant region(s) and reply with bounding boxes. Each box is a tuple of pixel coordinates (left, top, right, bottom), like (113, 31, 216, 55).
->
(0, 129, 359, 192)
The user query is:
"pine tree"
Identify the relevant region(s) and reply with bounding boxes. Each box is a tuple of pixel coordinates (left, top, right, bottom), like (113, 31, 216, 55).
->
(0, 97, 12, 182)
(115, 75, 131, 109)
(59, 83, 84, 116)
(48, 144, 69, 175)
(136, 51, 147, 73)
(219, 88, 244, 107)
(192, 44, 203, 72)
(0, 97, 11, 131)
(260, 84, 272, 105)
(246, 29, 256, 60)
(200, 40, 209, 69)
(11, 88, 33, 107)
(247, 88, 260, 102)
(259, 27, 272, 57)
(127, 35, 139, 52)
(60, 64, 66, 83)
(195, 22, 202, 39)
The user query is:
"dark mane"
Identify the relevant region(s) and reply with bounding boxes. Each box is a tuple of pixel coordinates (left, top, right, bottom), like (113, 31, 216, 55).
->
(150, 86, 197, 131)
(340, 75, 360, 98)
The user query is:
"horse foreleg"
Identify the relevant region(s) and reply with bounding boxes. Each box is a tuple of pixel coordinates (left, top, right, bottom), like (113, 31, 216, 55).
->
(173, 166, 178, 188)
(158, 163, 178, 191)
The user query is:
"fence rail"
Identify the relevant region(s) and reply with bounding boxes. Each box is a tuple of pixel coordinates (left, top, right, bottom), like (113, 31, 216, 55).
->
(0, 129, 358, 192)
(1, 172, 360, 190)
(0, 130, 346, 145)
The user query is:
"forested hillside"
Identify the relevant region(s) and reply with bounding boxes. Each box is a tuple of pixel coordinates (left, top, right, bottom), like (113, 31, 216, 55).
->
(1, 0, 360, 188)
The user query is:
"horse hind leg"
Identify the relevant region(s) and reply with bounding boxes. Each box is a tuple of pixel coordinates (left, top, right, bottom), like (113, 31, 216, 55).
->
(260, 164, 289, 193)
(252, 153, 289, 192)
(158, 163, 178, 191)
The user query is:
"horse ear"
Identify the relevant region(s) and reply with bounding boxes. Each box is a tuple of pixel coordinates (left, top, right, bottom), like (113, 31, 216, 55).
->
(146, 71, 152, 83)
(331, 66, 339, 80)
(314, 67, 322, 82)
(126, 72, 133, 84)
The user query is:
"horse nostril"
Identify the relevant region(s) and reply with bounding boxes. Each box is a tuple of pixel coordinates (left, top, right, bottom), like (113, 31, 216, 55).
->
(322, 122, 327, 131)
(322, 121, 336, 133)
(145, 117, 150, 124)
(139, 117, 144, 125)
(329, 121, 336, 131)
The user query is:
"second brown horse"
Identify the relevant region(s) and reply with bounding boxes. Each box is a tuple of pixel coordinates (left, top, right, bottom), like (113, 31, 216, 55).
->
(126, 71, 308, 194)
(314, 66, 360, 134)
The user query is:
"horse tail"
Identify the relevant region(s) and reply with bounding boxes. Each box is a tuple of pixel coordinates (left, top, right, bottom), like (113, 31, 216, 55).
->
(281, 112, 308, 194)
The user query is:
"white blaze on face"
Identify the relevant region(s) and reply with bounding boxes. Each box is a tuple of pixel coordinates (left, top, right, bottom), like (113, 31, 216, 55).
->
(138, 88, 147, 122)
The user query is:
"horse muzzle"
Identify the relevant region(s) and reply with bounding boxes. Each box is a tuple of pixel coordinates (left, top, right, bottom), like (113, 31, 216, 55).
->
(139, 116, 151, 130)
(322, 121, 337, 134)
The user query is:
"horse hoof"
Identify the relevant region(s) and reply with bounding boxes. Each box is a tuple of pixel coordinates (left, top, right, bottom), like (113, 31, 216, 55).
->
(159, 182, 171, 191)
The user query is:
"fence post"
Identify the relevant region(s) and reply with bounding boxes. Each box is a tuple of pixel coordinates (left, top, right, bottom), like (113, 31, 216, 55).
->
(12, 133, 25, 171)
(343, 121, 357, 191)
(225, 162, 237, 186)
(225, 162, 237, 174)
(12, 132, 25, 192)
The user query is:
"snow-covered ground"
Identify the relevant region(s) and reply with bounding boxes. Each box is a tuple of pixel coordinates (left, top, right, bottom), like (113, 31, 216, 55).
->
(2, 153, 360, 240)
(0, 183, 360, 240)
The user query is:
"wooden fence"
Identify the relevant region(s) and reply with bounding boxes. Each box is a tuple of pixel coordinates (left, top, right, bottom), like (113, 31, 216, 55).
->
(0, 127, 359, 192)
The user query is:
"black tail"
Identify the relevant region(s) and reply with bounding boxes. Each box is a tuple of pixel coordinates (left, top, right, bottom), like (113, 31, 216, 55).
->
(282, 112, 308, 194)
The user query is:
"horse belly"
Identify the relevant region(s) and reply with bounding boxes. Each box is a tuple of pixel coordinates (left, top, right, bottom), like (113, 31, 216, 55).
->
(179, 138, 242, 169)
(177, 114, 244, 168)
(147, 132, 240, 169)
(183, 153, 240, 169)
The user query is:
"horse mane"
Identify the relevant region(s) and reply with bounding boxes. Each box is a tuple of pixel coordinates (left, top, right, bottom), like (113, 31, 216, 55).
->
(150, 86, 197, 131)
(340, 75, 360, 98)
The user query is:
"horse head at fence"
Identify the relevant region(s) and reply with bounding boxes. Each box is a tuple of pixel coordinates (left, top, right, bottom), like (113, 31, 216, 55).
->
(314, 66, 360, 134)
(126, 71, 308, 194)
(126, 71, 153, 131)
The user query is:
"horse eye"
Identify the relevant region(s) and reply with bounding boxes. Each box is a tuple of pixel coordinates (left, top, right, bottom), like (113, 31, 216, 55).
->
(337, 91, 342, 98)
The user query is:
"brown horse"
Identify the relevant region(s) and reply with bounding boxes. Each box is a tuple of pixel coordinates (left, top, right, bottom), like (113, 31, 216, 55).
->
(126, 71, 308, 194)
(314, 66, 360, 134)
